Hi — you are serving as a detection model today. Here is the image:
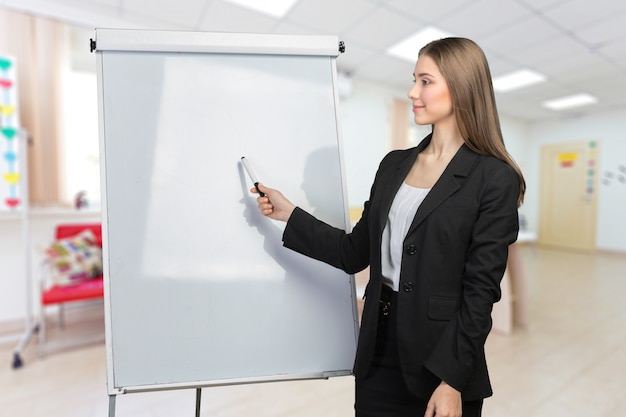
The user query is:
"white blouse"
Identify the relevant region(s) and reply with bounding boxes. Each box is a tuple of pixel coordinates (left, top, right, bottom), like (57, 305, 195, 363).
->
(380, 182, 431, 291)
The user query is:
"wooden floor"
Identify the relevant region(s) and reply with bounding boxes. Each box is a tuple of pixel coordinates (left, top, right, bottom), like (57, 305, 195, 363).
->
(2, 245, 626, 417)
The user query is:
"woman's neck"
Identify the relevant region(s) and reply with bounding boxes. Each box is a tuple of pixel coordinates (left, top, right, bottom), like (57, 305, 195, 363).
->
(427, 124, 464, 160)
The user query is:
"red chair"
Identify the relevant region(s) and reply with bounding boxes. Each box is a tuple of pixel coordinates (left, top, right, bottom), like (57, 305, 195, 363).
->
(38, 223, 105, 356)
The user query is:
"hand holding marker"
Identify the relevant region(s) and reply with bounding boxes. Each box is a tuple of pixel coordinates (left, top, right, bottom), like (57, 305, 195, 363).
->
(241, 157, 265, 197)
(242, 157, 296, 222)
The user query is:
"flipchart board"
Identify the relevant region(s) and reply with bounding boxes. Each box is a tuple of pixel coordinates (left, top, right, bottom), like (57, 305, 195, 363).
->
(94, 29, 358, 394)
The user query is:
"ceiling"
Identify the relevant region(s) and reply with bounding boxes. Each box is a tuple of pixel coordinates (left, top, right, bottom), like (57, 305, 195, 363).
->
(3, 0, 626, 122)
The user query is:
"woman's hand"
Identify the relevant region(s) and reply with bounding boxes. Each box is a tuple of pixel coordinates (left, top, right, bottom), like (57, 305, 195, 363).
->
(251, 183, 296, 222)
(424, 381, 462, 417)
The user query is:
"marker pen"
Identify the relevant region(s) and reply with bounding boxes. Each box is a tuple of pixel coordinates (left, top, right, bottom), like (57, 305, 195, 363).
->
(241, 157, 265, 197)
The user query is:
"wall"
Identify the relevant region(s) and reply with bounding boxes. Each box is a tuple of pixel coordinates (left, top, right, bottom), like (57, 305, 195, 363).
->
(340, 78, 399, 207)
(499, 115, 532, 226)
(2, 66, 625, 331)
(0, 211, 101, 329)
(340, 78, 530, 211)
(342, 79, 626, 255)
(0, 9, 67, 205)
(523, 108, 626, 252)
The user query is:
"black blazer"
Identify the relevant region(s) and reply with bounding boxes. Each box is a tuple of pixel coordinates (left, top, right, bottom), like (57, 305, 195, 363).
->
(283, 135, 520, 401)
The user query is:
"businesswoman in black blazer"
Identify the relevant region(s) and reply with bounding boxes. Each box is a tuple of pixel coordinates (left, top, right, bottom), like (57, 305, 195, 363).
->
(252, 37, 525, 417)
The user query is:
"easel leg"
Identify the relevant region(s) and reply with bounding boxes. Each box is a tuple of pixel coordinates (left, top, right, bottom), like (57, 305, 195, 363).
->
(11, 321, 38, 369)
(195, 388, 202, 417)
(108, 394, 116, 417)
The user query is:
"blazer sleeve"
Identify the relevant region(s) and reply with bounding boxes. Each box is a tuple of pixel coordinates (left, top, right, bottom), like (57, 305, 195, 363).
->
(424, 162, 520, 392)
(280, 150, 401, 274)
(282, 205, 370, 274)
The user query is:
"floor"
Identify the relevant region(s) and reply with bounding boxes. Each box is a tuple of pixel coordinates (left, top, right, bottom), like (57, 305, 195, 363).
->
(1, 245, 626, 417)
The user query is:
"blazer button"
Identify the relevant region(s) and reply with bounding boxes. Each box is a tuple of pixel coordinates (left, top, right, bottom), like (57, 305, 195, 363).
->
(403, 282, 414, 292)
(406, 244, 417, 255)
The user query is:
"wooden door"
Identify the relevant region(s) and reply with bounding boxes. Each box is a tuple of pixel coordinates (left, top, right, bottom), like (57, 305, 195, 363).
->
(538, 141, 599, 251)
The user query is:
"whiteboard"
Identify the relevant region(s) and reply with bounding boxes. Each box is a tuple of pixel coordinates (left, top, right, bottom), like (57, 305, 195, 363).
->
(95, 29, 358, 394)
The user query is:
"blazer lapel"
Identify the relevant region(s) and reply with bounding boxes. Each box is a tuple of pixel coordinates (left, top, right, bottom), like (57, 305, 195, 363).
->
(377, 152, 414, 229)
(407, 143, 478, 235)
(377, 138, 431, 229)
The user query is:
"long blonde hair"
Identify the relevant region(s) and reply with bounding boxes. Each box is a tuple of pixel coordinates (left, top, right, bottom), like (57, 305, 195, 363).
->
(420, 37, 526, 206)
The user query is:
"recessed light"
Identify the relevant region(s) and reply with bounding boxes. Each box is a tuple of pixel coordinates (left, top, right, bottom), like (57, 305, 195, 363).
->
(221, 0, 299, 18)
(386, 26, 453, 62)
(542, 93, 598, 110)
(492, 69, 546, 92)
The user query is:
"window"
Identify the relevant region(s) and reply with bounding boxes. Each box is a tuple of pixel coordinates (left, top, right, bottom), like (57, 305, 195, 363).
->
(60, 69, 100, 209)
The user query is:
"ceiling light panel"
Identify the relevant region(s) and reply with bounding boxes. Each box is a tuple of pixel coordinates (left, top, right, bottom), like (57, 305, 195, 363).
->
(221, 0, 299, 18)
(542, 93, 598, 110)
(386, 26, 453, 62)
(492, 69, 547, 92)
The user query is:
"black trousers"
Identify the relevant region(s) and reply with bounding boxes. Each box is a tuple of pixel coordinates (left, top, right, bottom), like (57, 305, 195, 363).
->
(355, 285, 483, 417)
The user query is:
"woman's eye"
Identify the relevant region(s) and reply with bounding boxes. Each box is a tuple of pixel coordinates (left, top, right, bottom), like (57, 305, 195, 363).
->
(422, 79, 431, 85)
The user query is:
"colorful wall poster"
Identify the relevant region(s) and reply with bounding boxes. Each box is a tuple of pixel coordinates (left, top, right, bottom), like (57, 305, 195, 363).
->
(0, 54, 21, 211)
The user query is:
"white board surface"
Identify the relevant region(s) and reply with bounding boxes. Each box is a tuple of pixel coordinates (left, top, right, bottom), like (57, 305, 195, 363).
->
(95, 29, 358, 394)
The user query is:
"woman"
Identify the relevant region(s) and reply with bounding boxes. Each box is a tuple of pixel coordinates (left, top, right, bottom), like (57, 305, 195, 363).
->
(252, 37, 525, 417)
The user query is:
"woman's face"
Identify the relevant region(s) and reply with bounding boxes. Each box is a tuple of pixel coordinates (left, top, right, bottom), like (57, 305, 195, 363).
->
(407, 55, 454, 127)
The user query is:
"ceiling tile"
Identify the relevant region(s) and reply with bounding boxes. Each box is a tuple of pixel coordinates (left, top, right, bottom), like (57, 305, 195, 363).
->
(271, 20, 318, 35)
(576, 12, 626, 46)
(355, 53, 414, 87)
(539, 51, 618, 82)
(586, 74, 626, 98)
(478, 15, 563, 63)
(484, 56, 519, 78)
(557, 61, 621, 85)
(196, 1, 276, 32)
(334, 42, 378, 74)
(342, 7, 426, 52)
(121, 0, 207, 28)
(596, 40, 626, 64)
(496, 97, 556, 121)
(440, 0, 532, 37)
(541, 0, 626, 31)
(510, 36, 588, 67)
(497, 80, 572, 102)
(516, 0, 565, 11)
(6, 0, 626, 122)
(3, 0, 131, 29)
(383, 0, 475, 21)
(287, 0, 378, 35)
